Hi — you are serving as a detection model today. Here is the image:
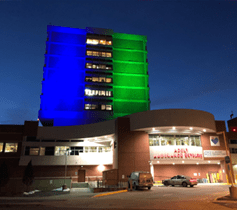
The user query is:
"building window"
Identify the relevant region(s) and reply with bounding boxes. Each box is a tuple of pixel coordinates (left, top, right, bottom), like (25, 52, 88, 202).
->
(45, 147, 55, 156)
(40, 147, 45, 156)
(70, 147, 83, 155)
(85, 76, 112, 83)
(55, 146, 70, 156)
(29, 147, 40, 156)
(230, 140, 237, 144)
(86, 50, 112, 58)
(86, 63, 112, 70)
(101, 104, 113, 110)
(176, 135, 189, 146)
(0, 143, 3, 152)
(4, 143, 18, 153)
(85, 89, 112, 97)
(98, 147, 111, 153)
(190, 136, 201, 146)
(85, 104, 98, 110)
(85, 146, 97, 153)
(86, 39, 112, 46)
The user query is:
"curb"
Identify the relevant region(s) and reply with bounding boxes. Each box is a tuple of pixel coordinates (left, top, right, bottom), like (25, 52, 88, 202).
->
(92, 189, 128, 198)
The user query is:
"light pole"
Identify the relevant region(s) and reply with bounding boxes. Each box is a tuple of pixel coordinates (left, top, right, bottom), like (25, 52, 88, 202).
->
(217, 131, 234, 185)
(63, 149, 71, 190)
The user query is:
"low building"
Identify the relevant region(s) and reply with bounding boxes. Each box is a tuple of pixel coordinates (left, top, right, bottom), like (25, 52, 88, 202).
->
(0, 109, 235, 185)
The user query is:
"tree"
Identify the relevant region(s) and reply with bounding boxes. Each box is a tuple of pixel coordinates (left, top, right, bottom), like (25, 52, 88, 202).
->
(22, 160, 34, 192)
(0, 161, 10, 188)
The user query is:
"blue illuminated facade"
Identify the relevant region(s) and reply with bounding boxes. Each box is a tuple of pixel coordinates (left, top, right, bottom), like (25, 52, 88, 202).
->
(39, 25, 149, 126)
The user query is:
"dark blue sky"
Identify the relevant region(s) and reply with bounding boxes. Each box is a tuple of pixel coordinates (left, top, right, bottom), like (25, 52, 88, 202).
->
(0, 0, 236, 127)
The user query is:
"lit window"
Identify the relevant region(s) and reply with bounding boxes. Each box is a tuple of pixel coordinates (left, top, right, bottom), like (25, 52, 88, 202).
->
(106, 105, 112, 110)
(106, 41, 112, 45)
(86, 51, 93, 56)
(98, 147, 103, 153)
(106, 78, 112, 83)
(40, 147, 45, 156)
(101, 105, 106, 110)
(85, 104, 90, 109)
(55, 146, 70, 156)
(0, 143, 3, 152)
(4, 143, 18, 153)
(106, 52, 112, 57)
(98, 77, 105, 82)
(89, 147, 97, 152)
(92, 77, 99, 82)
(29, 147, 39, 156)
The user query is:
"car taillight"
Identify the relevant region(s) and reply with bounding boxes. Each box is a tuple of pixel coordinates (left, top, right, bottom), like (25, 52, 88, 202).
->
(190, 178, 197, 182)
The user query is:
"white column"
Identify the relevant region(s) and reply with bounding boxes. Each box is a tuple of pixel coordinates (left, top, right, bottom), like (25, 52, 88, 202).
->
(150, 164, 154, 180)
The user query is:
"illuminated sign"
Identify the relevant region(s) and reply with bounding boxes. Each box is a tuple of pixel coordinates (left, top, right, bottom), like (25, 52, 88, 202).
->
(210, 136, 220, 146)
(203, 150, 226, 157)
(152, 148, 203, 159)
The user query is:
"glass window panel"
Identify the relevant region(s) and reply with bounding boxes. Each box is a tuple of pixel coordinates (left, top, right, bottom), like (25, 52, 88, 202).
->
(30, 147, 39, 156)
(85, 104, 90, 109)
(40, 147, 45, 156)
(160, 140, 166, 146)
(104, 147, 111, 152)
(89, 147, 97, 152)
(101, 105, 106, 110)
(92, 104, 97, 109)
(100, 91, 105, 96)
(106, 78, 112, 83)
(87, 51, 92, 56)
(107, 41, 112, 45)
(98, 147, 103, 153)
(92, 64, 96, 69)
(149, 139, 153, 146)
(106, 52, 112, 57)
(85, 147, 89, 153)
(195, 138, 201, 146)
(0, 143, 3, 152)
(106, 105, 112, 110)
(176, 140, 181, 145)
(4, 143, 18, 153)
(55, 146, 70, 156)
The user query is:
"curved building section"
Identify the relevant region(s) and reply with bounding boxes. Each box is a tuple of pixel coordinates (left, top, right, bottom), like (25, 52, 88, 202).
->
(129, 109, 216, 133)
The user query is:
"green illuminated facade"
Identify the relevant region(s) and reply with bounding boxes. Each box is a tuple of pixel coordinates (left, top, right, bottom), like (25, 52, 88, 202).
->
(112, 32, 150, 118)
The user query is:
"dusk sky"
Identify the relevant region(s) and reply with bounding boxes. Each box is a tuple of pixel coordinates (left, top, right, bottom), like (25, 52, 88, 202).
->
(0, 0, 236, 127)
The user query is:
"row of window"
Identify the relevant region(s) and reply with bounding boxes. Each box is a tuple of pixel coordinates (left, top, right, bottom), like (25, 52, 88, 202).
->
(86, 39, 112, 46)
(86, 63, 112, 70)
(230, 148, 237, 153)
(230, 140, 237, 144)
(25, 146, 111, 156)
(85, 104, 112, 111)
(149, 135, 201, 147)
(85, 89, 112, 97)
(0, 143, 18, 153)
(86, 51, 112, 58)
(85, 76, 112, 83)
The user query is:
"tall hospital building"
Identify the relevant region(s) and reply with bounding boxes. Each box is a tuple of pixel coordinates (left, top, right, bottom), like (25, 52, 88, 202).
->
(1, 26, 236, 194)
(38, 25, 150, 126)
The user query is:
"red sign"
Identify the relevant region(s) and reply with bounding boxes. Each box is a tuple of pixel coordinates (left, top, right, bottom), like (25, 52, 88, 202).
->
(153, 148, 202, 159)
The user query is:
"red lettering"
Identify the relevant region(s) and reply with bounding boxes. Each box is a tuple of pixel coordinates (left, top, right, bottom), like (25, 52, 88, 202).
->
(178, 149, 180, 153)
(185, 154, 188, 158)
(177, 154, 180, 158)
(171, 155, 173, 158)
(174, 154, 176, 158)
(160, 154, 163, 158)
(174, 149, 177, 153)
(168, 155, 170, 158)
(154, 156, 156, 159)
(181, 149, 184, 153)
(186, 148, 188, 153)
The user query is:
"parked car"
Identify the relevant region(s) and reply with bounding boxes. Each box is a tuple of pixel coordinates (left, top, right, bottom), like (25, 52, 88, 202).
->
(162, 175, 198, 187)
(128, 171, 153, 190)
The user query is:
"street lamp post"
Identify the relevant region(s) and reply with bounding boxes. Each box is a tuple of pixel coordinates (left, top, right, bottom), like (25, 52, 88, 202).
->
(217, 131, 234, 186)
(63, 149, 71, 190)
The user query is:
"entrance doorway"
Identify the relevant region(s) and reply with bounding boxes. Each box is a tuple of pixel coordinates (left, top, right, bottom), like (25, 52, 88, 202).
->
(78, 170, 85, 182)
(207, 171, 219, 183)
